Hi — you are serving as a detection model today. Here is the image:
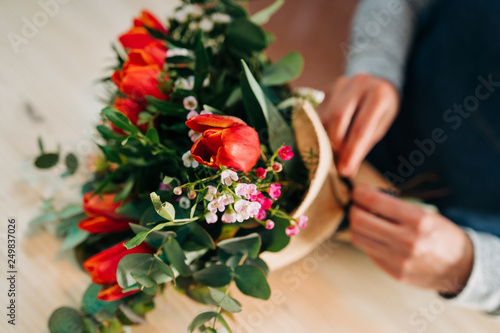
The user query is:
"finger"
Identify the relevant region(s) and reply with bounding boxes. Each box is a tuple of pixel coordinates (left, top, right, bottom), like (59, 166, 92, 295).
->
(352, 184, 425, 224)
(351, 231, 391, 260)
(349, 205, 400, 246)
(323, 80, 363, 152)
(337, 92, 387, 176)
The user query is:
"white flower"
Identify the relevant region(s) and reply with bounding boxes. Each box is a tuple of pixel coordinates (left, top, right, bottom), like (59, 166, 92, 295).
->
(205, 212, 218, 224)
(235, 184, 258, 200)
(199, 17, 214, 32)
(211, 13, 232, 24)
(234, 200, 261, 222)
(179, 196, 191, 209)
(188, 21, 199, 31)
(218, 193, 234, 206)
(296, 87, 326, 105)
(208, 197, 226, 213)
(174, 9, 188, 23)
(221, 211, 237, 223)
(175, 76, 195, 90)
(205, 186, 218, 201)
(166, 48, 190, 58)
(189, 129, 202, 142)
(182, 151, 199, 168)
(220, 170, 238, 186)
(183, 4, 204, 18)
(183, 96, 198, 110)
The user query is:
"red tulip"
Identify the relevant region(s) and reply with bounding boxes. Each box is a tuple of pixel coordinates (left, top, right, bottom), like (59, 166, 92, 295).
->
(78, 216, 132, 233)
(112, 49, 169, 101)
(186, 114, 261, 172)
(112, 97, 148, 134)
(79, 192, 136, 233)
(119, 10, 167, 50)
(83, 241, 154, 293)
(97, 283, 141, 302)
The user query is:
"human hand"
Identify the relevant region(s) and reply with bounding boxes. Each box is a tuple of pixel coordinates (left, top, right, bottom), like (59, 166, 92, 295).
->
(319, 74, 399, 177)
(349, 184, 474, 294)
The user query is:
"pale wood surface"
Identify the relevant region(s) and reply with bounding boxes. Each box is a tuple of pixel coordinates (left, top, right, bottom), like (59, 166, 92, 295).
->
(1, 1, 500, 332)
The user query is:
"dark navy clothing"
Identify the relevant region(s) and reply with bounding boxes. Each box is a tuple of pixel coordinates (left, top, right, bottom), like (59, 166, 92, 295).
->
(368, 0, 500, 237)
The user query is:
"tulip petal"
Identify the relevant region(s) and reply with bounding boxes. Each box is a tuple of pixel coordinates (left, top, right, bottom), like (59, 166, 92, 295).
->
(119, 26, 158, 50)
(96, 283, 140, 302)
(216, 126, 261, 172)
(78, 216, 133, 234)
(83, 192, 128, 221)
(186, 114, 247, 133)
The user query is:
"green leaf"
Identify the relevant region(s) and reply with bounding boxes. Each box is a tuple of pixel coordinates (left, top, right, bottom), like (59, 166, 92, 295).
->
(29, 212, 58, 227)
(240, 60, 295, 153)
(217, 233, 261, 258)
(131, 272, 155, 288)
(150, 256, 176, 285)
(163, 237, 191, 277)
(202, 104, 224, 115)
(145, 96, 186, 117)
(142, 282, 158, 296)
(193, 265, 233, 287)
(130, 224, 175, 248)
(116, 198, 152, 220)
(244, 257, 270, 275)
(216, 314, 232, 333)
(60, 222, 89, 251)
(250, 0, 285, 25)
(188, 310, 218, 333)
(233, 265, 271, 300)
(166, 55, 193, 64)
(96, 124, 126, 141)
(194, 31, 210, 92)
(101, 108, 140, 135)
(146, 128, 160, 144)
(262, 51, 304, 86)
(151, 192, 175, 221)
(260, 215, 291, 252)
(116, 253, 155, 289)
(188, 223, 216, 250)
(208, 288, 242, 313)
(58, 205, 83, 219)
(81, 284, 118, 316)
(226, 18, 267, 53)
(64, 153, 78, 175)
(113, 177, 134, 202)
(38, 136, 45, 153)
(48, 307, 84, 333)
(34, 153, 59, 169)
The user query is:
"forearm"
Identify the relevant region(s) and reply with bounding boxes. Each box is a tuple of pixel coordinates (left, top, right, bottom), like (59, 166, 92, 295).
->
(440, 228, 500, 315)
(344, 0, 435, 92)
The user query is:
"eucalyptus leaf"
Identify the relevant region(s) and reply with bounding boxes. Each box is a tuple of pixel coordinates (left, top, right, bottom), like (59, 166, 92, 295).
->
(151, 192, 175, 221)
(193, 265, 233, 287)
(163, 237, 191, 277)
(188, 310, 218, 333)
(60, 223, 89, 251)
(250, 0, 285, 25)
(81, 284, 118, 316)
(233, 265, 271, 300)
(34, 153, 59, 169)
(208, 287, 242, 313)
(65, 153, 79, 175)
(217, 233, 261, 258)
(226, 18, 267, 53)
(262, 51, 304, 86)
(48, 307, 84, 333)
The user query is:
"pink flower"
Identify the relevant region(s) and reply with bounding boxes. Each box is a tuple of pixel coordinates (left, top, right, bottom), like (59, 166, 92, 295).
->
(256, 167, 267, 179)
(268, 183, 281, 200)
(265, 220, 275, 230)
(250, 191, 263, 202)
(221, 211, 237, 223)
(272, 162, 283, 173)
(205, 212, 218, 224)
(259, 198, 272, 210)
(234, 200, 261, 222)
(205, 186, 217, 201)
(235, 183, 258, 200)
(221, 170, 238, 186)
(187, 110, 199, 120)
(255, 209, 266, 220)
(278, 146, 294, 161)
(285, 225, 300, 236)
(297, 215, 308, 228)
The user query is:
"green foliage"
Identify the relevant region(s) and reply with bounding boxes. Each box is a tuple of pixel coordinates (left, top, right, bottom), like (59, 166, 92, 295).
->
(262, 52, 304, 86)
(193, 265, 233, 287)
(217, 233, 261, 258)
(81, 284, 119, 316)
(250, 0, 285, 25)
(48, 307, 84, 333)
(116, 253, 175, 290)
(233, 265, 271, 300)
(208, 287, 242, 313)
(188, 310, 218, 333)
(163, 237, 191, 276)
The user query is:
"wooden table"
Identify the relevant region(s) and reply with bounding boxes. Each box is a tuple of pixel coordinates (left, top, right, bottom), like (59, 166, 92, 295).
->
(1, 0, 500, 332)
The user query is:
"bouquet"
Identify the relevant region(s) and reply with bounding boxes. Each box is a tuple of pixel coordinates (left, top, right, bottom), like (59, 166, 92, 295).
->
(32, 1, 328, 332)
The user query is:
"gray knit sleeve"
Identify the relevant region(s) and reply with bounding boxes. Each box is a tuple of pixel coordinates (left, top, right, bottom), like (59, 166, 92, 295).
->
(344, 0, 435, 92)
(440, 228, 500, 315)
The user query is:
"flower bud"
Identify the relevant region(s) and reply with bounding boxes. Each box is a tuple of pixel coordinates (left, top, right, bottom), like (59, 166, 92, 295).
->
(173, 187, 182, 195)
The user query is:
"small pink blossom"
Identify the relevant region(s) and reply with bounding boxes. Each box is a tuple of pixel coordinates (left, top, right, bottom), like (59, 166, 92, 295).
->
(208, 198, 226, 213)
(255, 209, 266, 220)
(221, 170, 238, 186)
(256, 167, 267, 179)
(189, 129, 202, 142)
(205, 212, 218, 224)
(250, 191, 263, 202)
(268, 183, 281, 200)
(265, 220, 275, 230)
(259, 197, 272, 210)
(297, 215, 308, 228)
(221, 211, 237, 223)
(183, 96, 198, 111)
(272, 162, 283, 173)
(235, 183, 258, 200)
(234, 200, 261, 222)
(285, 225, 300, 236)
(187, 110, 199, 120)
(205, 186, 217, 201)
(278, 146, 294, 161)
(218, 193, 234, 206)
